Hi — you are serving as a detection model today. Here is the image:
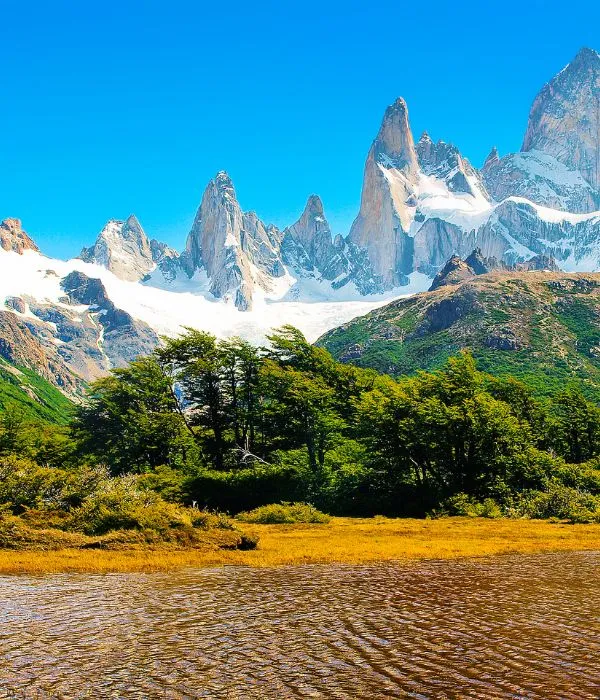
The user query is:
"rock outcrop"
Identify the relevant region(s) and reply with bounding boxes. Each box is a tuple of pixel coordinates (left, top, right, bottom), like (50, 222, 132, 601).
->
(0, 219, 40, 254)
(428, 255, 475, 291)
(60, 271, 159, 370)
(0, 310, 81, 395)
(428, 248, 557, 291)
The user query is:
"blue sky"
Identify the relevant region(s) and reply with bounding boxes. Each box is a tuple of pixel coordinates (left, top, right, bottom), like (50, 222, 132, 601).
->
(1, 0, 598, 258)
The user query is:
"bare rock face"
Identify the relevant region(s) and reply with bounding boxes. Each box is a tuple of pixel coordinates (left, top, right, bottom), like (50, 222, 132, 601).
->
(80, 215, 155, 281)
(522, 47, 600, 193)
(482, 48, 600, 214)
(184, 171, 286, 310)
(0, 219, 40, 254)
(349, 98, 419, 289)
(517, 254, 560, 272)
(1, 270, 160, 392)
(282, 195, 347, 281)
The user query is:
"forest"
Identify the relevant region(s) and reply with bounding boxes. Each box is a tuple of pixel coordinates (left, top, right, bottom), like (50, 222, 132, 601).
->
(2, 325, 600, 547)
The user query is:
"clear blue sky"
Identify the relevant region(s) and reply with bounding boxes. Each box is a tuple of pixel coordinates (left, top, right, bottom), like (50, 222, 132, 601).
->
(1, 0, 598, 258)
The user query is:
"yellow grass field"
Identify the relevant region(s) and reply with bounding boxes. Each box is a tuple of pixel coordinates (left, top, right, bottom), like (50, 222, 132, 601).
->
(1, 516, 599, 574)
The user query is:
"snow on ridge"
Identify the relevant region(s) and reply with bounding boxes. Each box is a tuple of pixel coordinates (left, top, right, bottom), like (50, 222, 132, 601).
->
(506, 197, 600, 224)
(0, 248, 418, 344)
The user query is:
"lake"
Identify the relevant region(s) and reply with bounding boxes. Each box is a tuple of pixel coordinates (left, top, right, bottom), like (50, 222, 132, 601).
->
(0, 552, 598, 698)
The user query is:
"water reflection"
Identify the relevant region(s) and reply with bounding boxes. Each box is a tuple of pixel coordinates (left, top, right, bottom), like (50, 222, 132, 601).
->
(0, 552, 598, 698)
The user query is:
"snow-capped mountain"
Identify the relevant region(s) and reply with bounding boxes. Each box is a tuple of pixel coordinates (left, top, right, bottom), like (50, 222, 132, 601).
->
(0, 219, 395, 395)
(1, 47, 599, 395)
(69, 48, 599, 310)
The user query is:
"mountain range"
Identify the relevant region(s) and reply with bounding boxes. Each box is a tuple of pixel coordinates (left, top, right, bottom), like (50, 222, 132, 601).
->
(0, 47, 598, 401)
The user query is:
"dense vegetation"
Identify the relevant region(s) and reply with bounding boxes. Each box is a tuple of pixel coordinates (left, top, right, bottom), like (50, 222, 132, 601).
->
(2, 324, 600, 543)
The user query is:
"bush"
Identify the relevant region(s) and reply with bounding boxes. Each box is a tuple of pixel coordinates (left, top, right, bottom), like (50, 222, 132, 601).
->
(435, 493, 503, 518)
(0, 511, 87, 550)
(236, 502, 331, 524)
(515, 483, 600, 523)
(188, 461, 308, 513)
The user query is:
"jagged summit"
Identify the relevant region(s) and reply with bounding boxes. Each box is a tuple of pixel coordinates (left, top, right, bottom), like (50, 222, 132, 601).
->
(80, 215, 155, 282)
(281, 194, 347, 284)
(372, 97, 419, 174)
(21, 49, 599, 320)
(0, 218, 39, 254)
(572, 46, 600, 66)
(483, 147, 500, 170)
(184, 171, 286, 310)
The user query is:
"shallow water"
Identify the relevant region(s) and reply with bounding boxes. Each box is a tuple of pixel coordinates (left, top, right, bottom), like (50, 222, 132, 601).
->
(0, 552, 598, 699)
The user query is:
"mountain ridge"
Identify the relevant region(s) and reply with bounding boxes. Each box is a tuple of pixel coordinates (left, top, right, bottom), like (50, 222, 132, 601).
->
(1, 47, 599, 396)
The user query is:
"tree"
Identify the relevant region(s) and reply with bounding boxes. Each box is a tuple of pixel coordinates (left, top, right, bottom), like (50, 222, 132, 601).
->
(551, 388, 600, 463)
(72, 357, 192, 473)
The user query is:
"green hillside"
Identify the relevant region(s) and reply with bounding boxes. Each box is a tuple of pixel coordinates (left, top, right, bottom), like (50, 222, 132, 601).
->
(0, 360, 74, 424)
(318, 272, 600, 398)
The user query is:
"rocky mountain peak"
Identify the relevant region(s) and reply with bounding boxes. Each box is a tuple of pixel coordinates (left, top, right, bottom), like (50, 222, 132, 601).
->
(348, 98, 421, 289)
(185, 171, 286, 310)
(483, 147, 500, 170)
(373, 97, 419, 174)
(464, 248, 503, 275)
(214, 170, 236, 199)
(281, 195, 346, 282)
(80, 215, 155, 282)
(0, 218, 40, 254)
(522, 46, 600, 191)
(572, 46, 600, 69)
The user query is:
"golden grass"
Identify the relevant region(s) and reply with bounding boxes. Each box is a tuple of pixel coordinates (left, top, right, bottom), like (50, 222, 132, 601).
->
(1, 516, 599, 574)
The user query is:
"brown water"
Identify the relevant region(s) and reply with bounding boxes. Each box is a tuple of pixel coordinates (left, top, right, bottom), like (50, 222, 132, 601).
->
(0, 552, 598, 699)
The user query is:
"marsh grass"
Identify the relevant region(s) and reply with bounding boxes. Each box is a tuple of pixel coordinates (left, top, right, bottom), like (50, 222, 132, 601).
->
(1, 517, 599, 574)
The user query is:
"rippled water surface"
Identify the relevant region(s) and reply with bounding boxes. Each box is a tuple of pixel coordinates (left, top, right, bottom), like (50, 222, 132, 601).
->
(0, 552, 599, 699)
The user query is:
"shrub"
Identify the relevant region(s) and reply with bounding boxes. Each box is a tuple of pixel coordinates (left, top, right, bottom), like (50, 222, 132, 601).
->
(434, 493, 503, 518)
(0, 511, 87, 550)
(188, 461, 308, 513)
(515, 483, 600, 523)
(236, 502, 331, 524)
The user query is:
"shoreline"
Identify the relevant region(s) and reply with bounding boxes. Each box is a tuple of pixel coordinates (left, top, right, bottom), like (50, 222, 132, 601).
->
(1, 516, 599, 575)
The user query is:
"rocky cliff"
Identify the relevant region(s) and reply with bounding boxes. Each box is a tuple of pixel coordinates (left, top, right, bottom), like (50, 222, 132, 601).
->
(0, 219, 40, 254)
(348, 98, 419, 290)
(80, 215, 155, 281)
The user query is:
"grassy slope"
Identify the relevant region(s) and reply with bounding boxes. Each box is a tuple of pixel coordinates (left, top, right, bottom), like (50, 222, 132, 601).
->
(319, 273, 600, 398)
(1, 517, 599, 573)
(0, 360, 74, 424)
